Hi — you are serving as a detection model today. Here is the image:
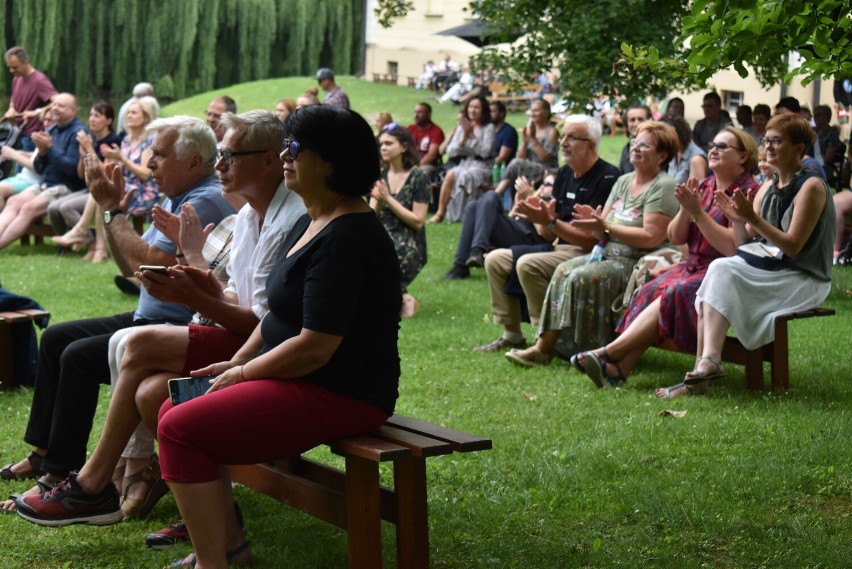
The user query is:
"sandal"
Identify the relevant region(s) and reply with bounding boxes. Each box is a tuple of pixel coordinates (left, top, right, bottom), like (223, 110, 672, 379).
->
(166, 540, 252, 568)
(0, 451, 45, 481)
(570, 347, 626, 388)
(505, 346, 554, 367)
(120, 454, 169, 520)
(656, 381, 706, 400)
(683, 355, 726, 385)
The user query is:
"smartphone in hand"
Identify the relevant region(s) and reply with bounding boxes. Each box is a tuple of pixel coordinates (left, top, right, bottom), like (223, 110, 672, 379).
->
(168, 376, 215, 405)
(139, 265, 169, 275)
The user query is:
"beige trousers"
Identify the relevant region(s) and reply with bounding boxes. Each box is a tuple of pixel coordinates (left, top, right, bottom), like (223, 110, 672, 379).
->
(484, 244, 586, 328)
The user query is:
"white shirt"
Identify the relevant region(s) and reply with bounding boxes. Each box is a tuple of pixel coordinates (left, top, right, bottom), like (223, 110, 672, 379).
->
(224, 181, 306, 318)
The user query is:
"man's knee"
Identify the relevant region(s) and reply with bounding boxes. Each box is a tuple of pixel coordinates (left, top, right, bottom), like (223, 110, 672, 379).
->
(485, 248, 512, 279)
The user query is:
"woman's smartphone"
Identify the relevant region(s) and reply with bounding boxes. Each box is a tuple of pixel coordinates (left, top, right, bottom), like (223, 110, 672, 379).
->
(168, 376, 214, 405)
(138, 265, 169, 275)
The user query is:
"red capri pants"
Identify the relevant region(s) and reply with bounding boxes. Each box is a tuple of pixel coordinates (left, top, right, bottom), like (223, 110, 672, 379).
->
(157, 378, 389, 483)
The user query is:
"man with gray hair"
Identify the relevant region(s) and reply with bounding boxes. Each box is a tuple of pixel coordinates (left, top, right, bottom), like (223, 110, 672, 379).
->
(0, 117, 234, 517)
(13, 111, 308, 529)
(474, 115, 619, 351)
(117, 82, 158, 137)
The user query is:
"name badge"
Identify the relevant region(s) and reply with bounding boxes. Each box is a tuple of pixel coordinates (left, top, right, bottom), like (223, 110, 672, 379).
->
(566, 192, 576, 199)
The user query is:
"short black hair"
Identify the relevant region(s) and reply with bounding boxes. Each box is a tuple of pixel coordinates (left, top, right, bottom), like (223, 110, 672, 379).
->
(776, 96, 801, 114)
(284, 105, 379, 197)
(625, 103, 652, 120)
(490, 100, 506, 117)
(703, 92, 722, 105)
(753, 104, 771, 119)
(416, 102, 433, 114)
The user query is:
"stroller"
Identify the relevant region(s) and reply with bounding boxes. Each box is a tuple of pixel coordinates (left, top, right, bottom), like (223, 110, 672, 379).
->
(0, 120, 22, 180)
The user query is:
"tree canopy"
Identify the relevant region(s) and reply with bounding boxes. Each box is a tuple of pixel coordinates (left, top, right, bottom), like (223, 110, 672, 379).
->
(620, 0, 852, 88)
(377, 0, 852, 103)
(0, 0, 365, 100)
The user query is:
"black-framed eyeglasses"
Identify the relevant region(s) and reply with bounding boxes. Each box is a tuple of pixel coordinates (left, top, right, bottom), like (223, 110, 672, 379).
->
(215, 149, 267, 166)
(708, 141, 744, 152)
(281, 137, 303, 160)
(562, 135, 592, 143)
(760, 136, 784, 148)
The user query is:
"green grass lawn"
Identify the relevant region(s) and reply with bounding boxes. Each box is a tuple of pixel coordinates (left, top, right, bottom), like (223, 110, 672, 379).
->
(0, 78, 850, 568)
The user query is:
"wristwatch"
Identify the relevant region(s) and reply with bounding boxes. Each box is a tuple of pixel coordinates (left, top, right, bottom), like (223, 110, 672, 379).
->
(103, 208, 124, 225)
(546, 216, 558, 231)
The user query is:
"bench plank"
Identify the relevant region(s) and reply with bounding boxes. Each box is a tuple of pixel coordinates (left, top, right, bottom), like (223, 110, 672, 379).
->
(387, 415, 494, 452)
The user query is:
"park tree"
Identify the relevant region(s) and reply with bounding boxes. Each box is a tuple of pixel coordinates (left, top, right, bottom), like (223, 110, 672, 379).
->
(0, 0, 365, 100)
(377, 0, 852, 103)
(619, 0, 852, 88)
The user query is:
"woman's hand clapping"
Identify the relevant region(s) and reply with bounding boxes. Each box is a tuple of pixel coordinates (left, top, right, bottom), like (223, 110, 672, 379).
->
(674, 177, 702, 215)
(715, 188, 757, 225)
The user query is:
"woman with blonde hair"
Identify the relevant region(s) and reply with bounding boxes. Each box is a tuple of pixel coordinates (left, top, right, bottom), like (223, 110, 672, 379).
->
(54, 96, 160, 262)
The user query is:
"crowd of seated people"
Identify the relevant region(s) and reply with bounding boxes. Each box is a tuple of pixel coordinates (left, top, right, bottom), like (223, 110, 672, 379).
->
(1, 50, 849, 569)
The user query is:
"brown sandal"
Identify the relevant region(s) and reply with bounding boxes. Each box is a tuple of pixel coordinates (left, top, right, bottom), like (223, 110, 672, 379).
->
(0, 451, 45, 481)
(120, 454, 169, 520)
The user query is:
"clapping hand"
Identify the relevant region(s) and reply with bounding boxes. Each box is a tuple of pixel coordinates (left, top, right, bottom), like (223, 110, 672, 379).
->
(674, 177, 702, 215)
(515, 194, 557, 226)
(572, 203, 606, 231)
(370, 179, 390, 202)
(84, 154, 125, 210)
(715, 188, 757, 225)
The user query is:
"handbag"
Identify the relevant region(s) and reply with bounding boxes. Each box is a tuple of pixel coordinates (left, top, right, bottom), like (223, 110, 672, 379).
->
(735, 240, 787, 270)
(612, 246, 684, 316)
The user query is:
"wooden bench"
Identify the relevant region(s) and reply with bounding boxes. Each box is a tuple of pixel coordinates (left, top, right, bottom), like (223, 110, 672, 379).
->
(657, 307, 836, 391)
(488, 82, 538, 112)
(372, 73, 398, 85)
(407, 76, 417, 88)
(0, 308, 50, 390)
(20, 214, 147, 246)
(228, 414, 492, 568)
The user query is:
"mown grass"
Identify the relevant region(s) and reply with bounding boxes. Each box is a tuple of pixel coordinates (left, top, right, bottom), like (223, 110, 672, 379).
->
(0, 78, 849, 568)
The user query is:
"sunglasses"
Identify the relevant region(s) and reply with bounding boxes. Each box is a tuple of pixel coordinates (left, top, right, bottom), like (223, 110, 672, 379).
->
(383, 122, 398, 132)
(281, 137, 303, 160)
(708, 141, 743, 152)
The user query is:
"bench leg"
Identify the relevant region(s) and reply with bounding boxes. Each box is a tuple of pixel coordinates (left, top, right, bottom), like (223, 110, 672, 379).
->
(770, 319, 790, 390)
(394, 457, 430, 569)
(345, 455, 383, 569)
(0, 324, 14, 390)
(743, 345, 764, 391)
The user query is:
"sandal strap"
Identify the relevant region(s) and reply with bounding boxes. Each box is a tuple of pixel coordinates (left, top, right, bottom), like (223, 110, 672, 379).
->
(698, 355, 723, 373)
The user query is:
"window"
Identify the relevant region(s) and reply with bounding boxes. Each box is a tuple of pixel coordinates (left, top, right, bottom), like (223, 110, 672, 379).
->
(722, 90, 744, 114)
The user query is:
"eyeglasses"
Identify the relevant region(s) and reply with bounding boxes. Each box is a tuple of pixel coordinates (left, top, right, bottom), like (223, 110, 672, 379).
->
(540, 181, 554, 188)
(708, 141, 744, 152)
(215, 149, 267, 165)
(629, 140, 656, 152)
(760, 136, 784, 148)
(562, 135, 592, 143)
(281, 137, 303, 160)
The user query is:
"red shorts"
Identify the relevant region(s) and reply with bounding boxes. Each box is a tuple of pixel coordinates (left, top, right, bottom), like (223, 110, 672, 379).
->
(182, 324, 247, 375)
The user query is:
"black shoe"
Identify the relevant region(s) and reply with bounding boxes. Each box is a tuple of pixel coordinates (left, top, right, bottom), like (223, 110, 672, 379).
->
(442, 266, 470, 280)
(465, 250, 485, 269)
(114, 275, 141, 296)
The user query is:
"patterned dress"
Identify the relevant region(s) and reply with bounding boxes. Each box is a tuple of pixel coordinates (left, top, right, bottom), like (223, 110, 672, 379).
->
(616, 172, 759, 351)
(537, 171, 680, 359)
(502, 123, 559, 185)
(122, 135, 160, 215)
(445, 122, 496, 222)
(376, 167, 430, 293)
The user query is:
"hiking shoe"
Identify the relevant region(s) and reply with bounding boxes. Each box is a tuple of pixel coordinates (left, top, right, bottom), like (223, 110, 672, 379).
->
(145, 501, 244, 548)
(15, 471, 123, 527)
(145, 518, 189, 548)
(473, 336, 528, 352)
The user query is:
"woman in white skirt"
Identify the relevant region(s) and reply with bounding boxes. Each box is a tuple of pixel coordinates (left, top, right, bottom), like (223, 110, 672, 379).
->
(657, 113, 835, 398)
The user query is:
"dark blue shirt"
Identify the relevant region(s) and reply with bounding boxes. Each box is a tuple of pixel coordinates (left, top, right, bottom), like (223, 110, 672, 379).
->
(494, 122, 519, 163)
(32, 118, 86, 190)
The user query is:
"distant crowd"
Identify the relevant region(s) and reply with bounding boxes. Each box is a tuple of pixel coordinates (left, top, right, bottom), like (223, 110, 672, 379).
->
(0, 42, 848, 569)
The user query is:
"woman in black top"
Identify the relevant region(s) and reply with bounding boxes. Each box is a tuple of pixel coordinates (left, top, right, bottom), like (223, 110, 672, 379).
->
(157, 105, 401, 568)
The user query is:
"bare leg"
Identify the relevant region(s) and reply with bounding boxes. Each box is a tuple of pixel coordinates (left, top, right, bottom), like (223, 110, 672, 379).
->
(833, 191, 852, 251)
(55, 194, 98, 247)
(428, 170, 456, 222)
(72, 326, 189, 495)
(0, 191, 44, 248)
(580, 297, 663, 380)
(168, 476, 251, 569)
